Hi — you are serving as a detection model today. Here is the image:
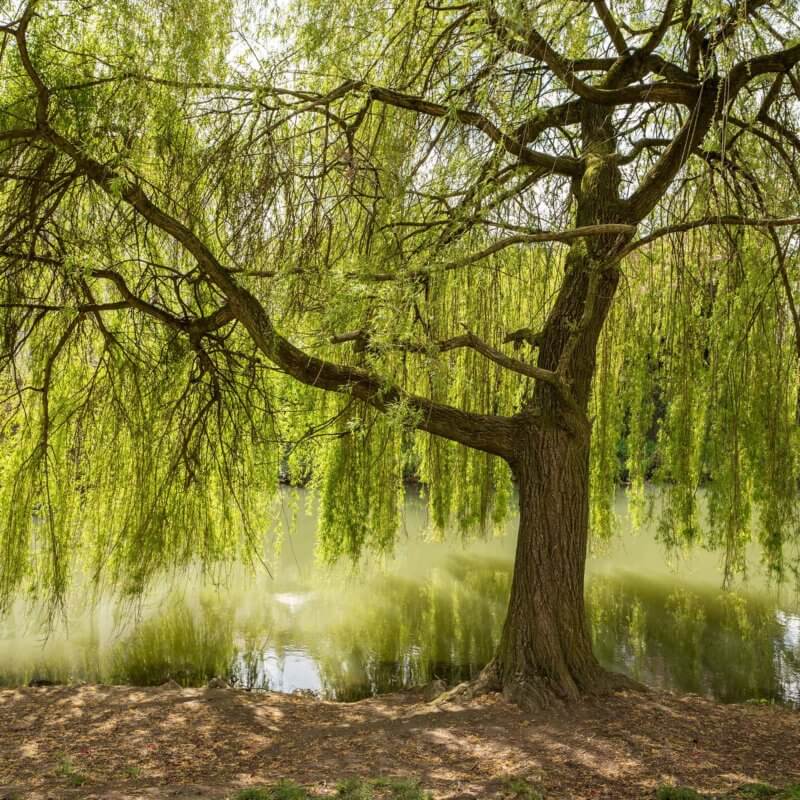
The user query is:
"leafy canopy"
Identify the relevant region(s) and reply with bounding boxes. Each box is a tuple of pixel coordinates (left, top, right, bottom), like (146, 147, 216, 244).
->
(1, 0, 800, 610)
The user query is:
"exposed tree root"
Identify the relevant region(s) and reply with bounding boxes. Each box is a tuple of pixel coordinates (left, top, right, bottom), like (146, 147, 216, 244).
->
(431, 661, 503, 706)
(432, 660, 646, 711)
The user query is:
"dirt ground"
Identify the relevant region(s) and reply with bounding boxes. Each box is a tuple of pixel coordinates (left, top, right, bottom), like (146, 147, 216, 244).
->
(0, 684, 798, 800)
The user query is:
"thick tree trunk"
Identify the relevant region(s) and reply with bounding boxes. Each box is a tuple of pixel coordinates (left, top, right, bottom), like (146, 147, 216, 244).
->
(465, 375, 638, 708)
(470, 224, 632, 706)
(490, 424, 615, 707)
(452, 421, 632, 709)
(474, 258, 629, 707)
(447, 105, 636, 709)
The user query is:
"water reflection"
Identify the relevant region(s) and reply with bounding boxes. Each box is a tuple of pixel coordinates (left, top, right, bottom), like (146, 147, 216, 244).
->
(588, 575, 800, 704)
(1, 493, 799, 705)
(109, 596, 237, 687)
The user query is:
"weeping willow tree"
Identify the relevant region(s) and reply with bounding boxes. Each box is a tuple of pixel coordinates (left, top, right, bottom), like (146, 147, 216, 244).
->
(1, 0, 800, 706)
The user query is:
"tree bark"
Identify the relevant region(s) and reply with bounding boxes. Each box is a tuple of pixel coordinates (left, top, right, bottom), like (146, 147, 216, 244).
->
(447, 250, 632, 707)
(468, 102, 635, 707)
(490, 424, 617, 706)
(469, 258, 633, 706)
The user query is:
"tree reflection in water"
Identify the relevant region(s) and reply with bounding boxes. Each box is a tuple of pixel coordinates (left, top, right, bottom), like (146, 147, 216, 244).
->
(2, 553, 798, 706)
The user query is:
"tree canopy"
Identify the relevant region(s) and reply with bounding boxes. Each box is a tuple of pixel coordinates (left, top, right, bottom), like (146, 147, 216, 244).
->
(1, 0, 800, 623)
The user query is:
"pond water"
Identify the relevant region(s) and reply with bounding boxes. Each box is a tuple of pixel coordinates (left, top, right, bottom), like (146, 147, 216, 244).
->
(1, 490, 799, 705)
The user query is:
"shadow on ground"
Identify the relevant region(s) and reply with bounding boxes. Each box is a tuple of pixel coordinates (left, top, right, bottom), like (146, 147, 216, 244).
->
(1, 684, 798, 799)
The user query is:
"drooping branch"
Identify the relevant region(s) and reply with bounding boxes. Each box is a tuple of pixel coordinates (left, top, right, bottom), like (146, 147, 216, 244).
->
(727, 116, 800, 194)
(755, 74, 800, 155)
(7, 48, 518, 459)
(91, 269, 193, 331)
(619, 215, 800, 259)
(92, 270, 235, 338)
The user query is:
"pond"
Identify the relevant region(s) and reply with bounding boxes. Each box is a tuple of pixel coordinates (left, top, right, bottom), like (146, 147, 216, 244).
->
(1, 490, 799, 706)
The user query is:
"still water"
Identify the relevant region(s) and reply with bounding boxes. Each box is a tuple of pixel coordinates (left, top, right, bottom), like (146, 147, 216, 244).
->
(1, 491, 799, 705)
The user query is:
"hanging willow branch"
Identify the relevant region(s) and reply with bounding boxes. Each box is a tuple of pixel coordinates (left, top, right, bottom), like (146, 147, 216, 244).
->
(1, 0, 800, 609)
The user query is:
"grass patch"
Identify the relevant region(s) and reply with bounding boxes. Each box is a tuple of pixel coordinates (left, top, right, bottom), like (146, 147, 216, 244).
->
(734, 786, 800, 800)
(336, 779, 373, 800)
(232, 783, 308, 800)
(269, 782, 310, 800)
(55, 754, 88, 787)
(656, 785, 800, 800)
(501, 776, 544, 799)
(370, 778, 432, 800)
(337, 778, 431, 800)
(737, 786, 780, 799)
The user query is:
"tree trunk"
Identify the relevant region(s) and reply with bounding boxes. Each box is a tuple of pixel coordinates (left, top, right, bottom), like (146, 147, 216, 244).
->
(472, 243, 631, 706)
(489, 424, 615, 707)
(456, 104, 634, 708)
(475, 258, 630, 707)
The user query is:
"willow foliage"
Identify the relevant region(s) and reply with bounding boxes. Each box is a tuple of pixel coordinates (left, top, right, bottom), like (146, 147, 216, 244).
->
(1, 0, 800, 614)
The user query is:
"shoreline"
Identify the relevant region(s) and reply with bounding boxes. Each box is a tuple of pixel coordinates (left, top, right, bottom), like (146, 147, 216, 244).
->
(2, 683, 799, 799)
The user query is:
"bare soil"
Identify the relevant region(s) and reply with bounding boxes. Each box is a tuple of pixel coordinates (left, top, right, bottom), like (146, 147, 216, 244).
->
(0, 684, 798, 799)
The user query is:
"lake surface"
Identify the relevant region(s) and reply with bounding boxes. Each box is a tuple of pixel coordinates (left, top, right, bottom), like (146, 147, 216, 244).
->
(1, 490, 799, 705)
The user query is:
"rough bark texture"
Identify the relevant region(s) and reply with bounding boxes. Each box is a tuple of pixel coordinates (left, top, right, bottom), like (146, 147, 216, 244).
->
(469, 103, 635, 708)
(493, 424, 603, 706)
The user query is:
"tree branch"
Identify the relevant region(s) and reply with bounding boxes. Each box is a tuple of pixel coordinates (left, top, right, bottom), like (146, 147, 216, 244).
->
(19, 87, 517, 456)
(486, 6, 699, 108)
(619, 215, 800, 259)
(367, 87, 583, 175)
(592, 0, 628, 54)
(727, 41, 800, 99)
(361, 223, 637, 281)
(639, 0, 677, 57)
(625, 79, 718, 220)
(330, 328, 562, 386)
